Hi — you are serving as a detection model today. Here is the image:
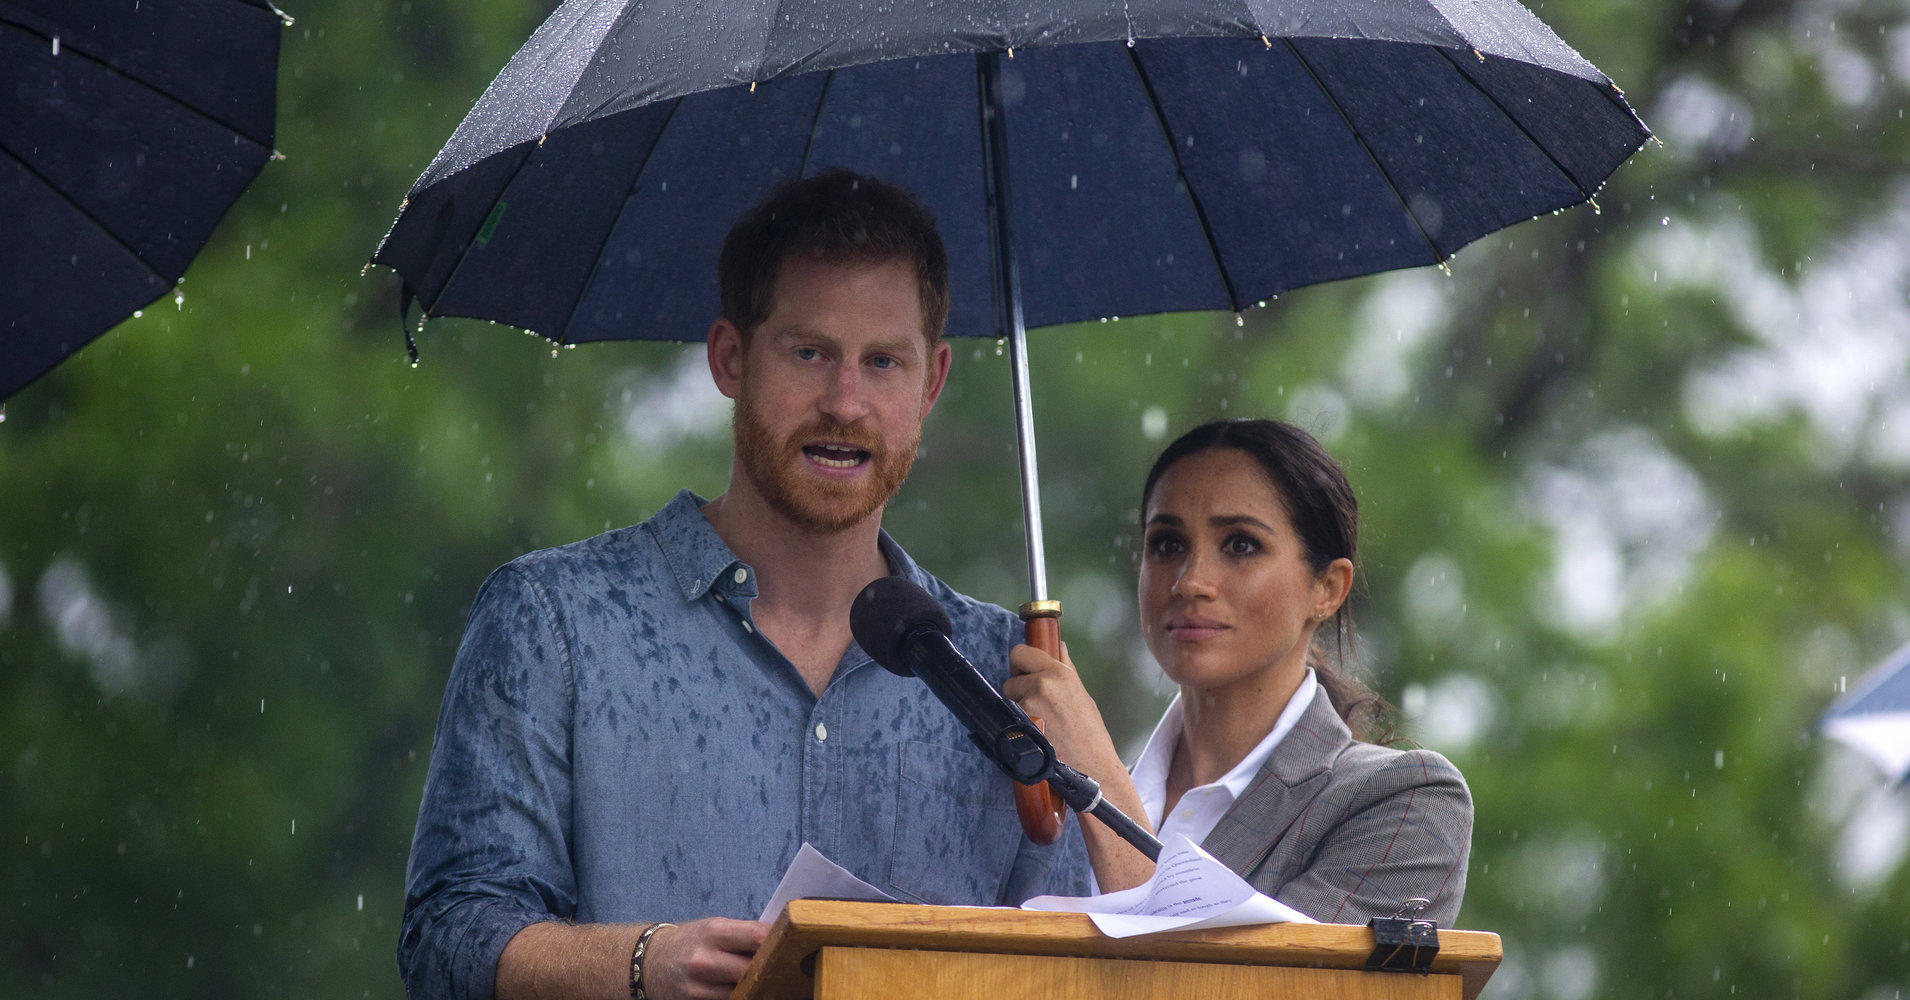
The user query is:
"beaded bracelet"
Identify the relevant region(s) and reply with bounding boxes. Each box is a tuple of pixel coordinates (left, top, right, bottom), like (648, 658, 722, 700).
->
(628, 921, 675, 1000)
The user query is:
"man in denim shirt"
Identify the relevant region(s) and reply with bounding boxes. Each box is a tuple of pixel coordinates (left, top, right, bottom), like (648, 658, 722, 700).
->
(399, 171, 1088, 1000)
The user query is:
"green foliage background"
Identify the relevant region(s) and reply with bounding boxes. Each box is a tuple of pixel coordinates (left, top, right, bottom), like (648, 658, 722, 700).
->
(4, 0, 1907, 996)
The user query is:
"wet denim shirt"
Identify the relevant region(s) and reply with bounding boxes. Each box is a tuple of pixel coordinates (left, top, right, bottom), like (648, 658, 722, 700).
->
(399, 490, 1088, 1000)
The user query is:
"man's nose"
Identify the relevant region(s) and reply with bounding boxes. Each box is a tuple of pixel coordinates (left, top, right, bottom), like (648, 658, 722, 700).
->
(818, 364, 873, 422)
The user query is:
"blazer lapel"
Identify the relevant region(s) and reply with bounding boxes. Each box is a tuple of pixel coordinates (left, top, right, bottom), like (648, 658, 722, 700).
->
(1201, 691, 1354, 876)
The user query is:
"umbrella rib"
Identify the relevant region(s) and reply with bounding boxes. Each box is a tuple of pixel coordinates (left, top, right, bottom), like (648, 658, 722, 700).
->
(417, 141, 537, 327)
(0, 140, 179, 287)
(1122, 44, 1242, 313)
(0, 13, 279, 147)
(795, 69, 838, 177)
(1280, 38, 1444, 265)
(554, 98, 688, 343)
(1433, 47, 1591, 199)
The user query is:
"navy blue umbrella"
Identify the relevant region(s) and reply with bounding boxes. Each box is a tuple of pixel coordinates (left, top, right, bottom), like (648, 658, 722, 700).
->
(1822, 642, 1910, 785)
(372, 0, 1649, 603)
(0, 0, 288, 401)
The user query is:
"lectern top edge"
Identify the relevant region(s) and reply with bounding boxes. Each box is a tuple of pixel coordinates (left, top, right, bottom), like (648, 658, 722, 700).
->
(736, 899, 1502, 1000)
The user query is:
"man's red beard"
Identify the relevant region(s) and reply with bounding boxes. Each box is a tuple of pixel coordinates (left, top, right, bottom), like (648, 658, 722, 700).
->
(732, 390, 920, 535)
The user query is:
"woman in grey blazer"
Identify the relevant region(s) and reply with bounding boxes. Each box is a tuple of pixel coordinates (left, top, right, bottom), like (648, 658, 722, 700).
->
(1006, 418, 1472, 925)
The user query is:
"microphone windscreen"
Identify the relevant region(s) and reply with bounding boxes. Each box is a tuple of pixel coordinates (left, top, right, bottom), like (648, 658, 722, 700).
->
(850, 575, 953, 677)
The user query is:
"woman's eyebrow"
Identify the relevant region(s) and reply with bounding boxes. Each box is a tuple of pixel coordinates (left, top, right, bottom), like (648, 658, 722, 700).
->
(1207, 514, 1275, 532)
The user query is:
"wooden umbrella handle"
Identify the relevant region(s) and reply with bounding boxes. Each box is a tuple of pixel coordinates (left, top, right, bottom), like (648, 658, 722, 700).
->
(1014, 603, 1068, 845)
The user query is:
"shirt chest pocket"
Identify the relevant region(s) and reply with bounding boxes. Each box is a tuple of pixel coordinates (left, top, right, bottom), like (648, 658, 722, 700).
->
(887, 739, 1024, 906)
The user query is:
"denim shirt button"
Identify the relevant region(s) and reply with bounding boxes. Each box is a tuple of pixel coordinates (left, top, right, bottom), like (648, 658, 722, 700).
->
(741, 619, 754, 634)
(732, 568, 748, 585)
(814, 723, 828, 742)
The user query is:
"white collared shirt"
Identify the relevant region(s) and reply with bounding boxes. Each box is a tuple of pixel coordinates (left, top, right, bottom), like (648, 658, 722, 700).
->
(1130, 669, 1319, 848)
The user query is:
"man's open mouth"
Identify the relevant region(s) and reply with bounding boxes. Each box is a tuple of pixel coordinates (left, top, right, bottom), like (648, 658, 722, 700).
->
(803, 443, 872, 469)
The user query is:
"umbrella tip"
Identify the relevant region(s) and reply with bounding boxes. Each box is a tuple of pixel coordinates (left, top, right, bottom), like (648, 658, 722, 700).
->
(1262, 34, 1271, 48)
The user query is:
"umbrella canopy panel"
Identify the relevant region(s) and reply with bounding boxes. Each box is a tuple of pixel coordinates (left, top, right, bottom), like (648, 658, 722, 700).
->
(374, 5, 1647, 345)
(0, 0, 283, 399)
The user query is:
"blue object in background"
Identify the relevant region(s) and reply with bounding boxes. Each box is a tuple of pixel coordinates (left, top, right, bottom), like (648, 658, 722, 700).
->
(1822, 641, 1910, 785)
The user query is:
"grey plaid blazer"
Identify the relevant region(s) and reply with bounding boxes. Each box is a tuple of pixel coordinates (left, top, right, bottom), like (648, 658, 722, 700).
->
(1199, 690, 1472, 926)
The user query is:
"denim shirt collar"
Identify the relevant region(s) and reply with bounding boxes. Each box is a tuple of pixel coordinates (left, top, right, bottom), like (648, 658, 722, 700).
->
(645, 488, 928, 604)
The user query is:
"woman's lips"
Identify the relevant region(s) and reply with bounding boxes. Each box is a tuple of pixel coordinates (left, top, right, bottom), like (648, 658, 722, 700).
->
(1165, 617, 1227, 641)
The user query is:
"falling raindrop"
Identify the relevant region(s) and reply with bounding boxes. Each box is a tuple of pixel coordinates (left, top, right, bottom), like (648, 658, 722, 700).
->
(51, 35, 60, 55)
(1660, 216, 1670, 226)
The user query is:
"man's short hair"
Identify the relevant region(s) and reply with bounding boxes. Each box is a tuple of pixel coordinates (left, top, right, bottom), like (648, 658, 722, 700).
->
(718, 169, 951, 342)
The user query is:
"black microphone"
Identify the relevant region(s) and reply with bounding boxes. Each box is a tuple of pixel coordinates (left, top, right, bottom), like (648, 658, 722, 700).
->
(851, 576, 1055, 785)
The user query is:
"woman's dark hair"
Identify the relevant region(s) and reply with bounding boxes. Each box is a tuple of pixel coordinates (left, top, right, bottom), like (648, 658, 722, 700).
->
(1141, 418, 1396, 744)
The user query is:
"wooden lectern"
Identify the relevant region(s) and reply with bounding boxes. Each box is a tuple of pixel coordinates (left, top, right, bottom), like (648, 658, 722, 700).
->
(735, 900, 1500, 1000)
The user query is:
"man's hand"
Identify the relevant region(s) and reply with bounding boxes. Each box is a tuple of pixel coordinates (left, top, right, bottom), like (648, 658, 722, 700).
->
(495, 915, 768, 1000)
(641, 917, 770, 1000)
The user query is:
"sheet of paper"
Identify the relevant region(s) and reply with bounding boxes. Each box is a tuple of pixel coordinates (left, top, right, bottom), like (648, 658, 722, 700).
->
(756, 842, 897, 923)
(1020, 833, 1315, 938)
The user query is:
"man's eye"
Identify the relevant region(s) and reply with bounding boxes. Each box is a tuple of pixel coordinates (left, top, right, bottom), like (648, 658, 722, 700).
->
(869, 355, 899, 370)
(795, 347, 822, 361)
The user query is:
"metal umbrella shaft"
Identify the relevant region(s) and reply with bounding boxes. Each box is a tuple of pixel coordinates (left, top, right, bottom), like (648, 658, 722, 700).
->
(980, 50, 1071, 845)
(978, 50, 1050, 608)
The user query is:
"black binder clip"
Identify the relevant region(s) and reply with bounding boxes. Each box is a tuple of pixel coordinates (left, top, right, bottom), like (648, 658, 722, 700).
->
(1366, 898, 1439, 973)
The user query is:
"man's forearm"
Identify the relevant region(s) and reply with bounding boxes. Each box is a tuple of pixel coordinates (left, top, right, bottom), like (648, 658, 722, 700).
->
(496, 921, 644, 1000)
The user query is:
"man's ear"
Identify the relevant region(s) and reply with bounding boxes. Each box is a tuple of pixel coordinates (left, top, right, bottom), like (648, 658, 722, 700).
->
(920, 339, 953, 415)
(707, 319, 746, 399)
